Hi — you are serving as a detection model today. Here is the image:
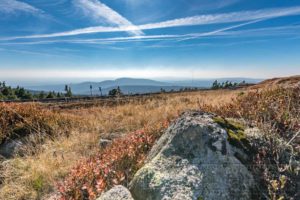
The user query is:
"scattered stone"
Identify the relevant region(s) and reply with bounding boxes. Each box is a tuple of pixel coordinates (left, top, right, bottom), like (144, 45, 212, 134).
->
(130, 111, 255, 200)
(97, 185, 134, 200)
(99, 139, 112, 149)
(0, 138, 25, 158)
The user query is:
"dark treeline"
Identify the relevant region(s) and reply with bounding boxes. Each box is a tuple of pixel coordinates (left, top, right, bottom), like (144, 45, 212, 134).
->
(211, 80, 248, 89)
(1, 80, 231, 101)
(0, 82, 72, 100)
(108, 86, 123, 96)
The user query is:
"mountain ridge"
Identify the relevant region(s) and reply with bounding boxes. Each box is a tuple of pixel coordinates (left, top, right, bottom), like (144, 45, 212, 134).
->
(25, 77, 263, 95)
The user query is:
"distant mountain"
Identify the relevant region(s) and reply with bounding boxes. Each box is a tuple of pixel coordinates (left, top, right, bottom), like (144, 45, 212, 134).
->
(26, 78, 175, 95)
(99, 78, 171, 87)
(25, 77, 263, 95)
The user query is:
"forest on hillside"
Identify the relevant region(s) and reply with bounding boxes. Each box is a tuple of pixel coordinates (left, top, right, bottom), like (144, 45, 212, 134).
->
(0, 82, 72, 100)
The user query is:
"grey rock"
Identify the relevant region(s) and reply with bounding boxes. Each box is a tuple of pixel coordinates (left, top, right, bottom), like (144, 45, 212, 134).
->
(0, 139, 24, 158)
(99, 139, 112, 149)
(97, 185, 134, 200)
(130, 111, 254, 200)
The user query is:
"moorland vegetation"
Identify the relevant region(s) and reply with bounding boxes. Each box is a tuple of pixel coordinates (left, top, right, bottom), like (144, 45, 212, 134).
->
(0, 76, 299, 200)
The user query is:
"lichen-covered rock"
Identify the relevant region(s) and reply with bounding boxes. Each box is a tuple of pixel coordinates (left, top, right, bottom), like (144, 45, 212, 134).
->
(130, 111, 255, 200)
(97, 185, 134, 200)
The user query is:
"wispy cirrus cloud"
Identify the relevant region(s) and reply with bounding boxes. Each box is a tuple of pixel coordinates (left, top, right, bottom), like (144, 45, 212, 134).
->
(214, 25, 300, 38)
(2, 23, 300, 46)
(74, 0, 143, 36)
(0, 24, 244, 45)
(176, 19, 264, 42)
(138, 6, 300, 30)
(2, 6, 300, 41)
(0, 0, 44, 16)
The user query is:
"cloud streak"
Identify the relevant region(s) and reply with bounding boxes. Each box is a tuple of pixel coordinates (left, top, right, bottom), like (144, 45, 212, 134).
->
(0, 0, 44, 16)
(3, 22, 299, 46)
(1, 23, 299, 49)
(74, 0, 143, 36)
(176, 19, 264, 42)
(139, 6, 300, 30)
(2, 6, 300, 41)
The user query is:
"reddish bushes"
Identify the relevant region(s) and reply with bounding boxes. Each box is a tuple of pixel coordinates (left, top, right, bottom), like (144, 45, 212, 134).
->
(0, 103, 71, 143)
(58, 86, 299, 200)
(58, 121, 169, 200)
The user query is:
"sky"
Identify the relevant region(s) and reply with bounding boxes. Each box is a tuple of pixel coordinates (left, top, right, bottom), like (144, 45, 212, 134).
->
(0, 0, 300, 85)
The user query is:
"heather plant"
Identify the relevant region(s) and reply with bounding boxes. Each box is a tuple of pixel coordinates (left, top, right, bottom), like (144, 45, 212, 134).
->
(58, 121, 169, 200)
(0, 103, 72, 144)
(2, 89, 234, 200)
(52, 88, 300, 199)
(57, 86, 299, 200)
(0, 84, 298, 200)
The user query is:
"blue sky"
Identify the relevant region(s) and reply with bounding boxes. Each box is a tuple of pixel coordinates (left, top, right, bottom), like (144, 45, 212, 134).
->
(0, 0, 300, 85)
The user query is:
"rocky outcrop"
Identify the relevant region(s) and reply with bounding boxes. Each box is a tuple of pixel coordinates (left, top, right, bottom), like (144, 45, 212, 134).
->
(97, 185, 134, 200)
(129, 111, 255, 200)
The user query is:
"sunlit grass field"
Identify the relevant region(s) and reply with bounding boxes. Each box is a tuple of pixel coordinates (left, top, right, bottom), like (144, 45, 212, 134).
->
(0, 82, 299, 200)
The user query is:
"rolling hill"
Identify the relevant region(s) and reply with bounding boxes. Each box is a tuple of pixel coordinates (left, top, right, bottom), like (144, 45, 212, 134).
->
(25, 77, 263, 95)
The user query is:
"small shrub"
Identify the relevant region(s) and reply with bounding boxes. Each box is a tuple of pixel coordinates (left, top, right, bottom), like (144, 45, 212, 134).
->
(58, 121, 170, 200)
(0, 103, 72, 143)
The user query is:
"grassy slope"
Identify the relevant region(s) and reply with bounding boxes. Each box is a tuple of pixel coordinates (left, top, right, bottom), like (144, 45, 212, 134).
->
(0, 90, 237, 200)
(0, 76, 299, 200)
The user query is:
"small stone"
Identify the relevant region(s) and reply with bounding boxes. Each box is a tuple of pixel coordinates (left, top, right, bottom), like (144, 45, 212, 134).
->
(99, 139, 112, 149)
(96, 185, 133, 200)
(0, 139, 24, 158)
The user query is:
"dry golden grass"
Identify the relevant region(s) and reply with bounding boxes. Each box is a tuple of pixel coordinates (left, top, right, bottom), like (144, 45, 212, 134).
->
(250, 75, 300, 89)
(0, 90, 238, 200)
(0, 131, 99, 200)
(1, 81, 298, 200)
(57, 85, 299, 200)
(53, 90, 238, 136)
